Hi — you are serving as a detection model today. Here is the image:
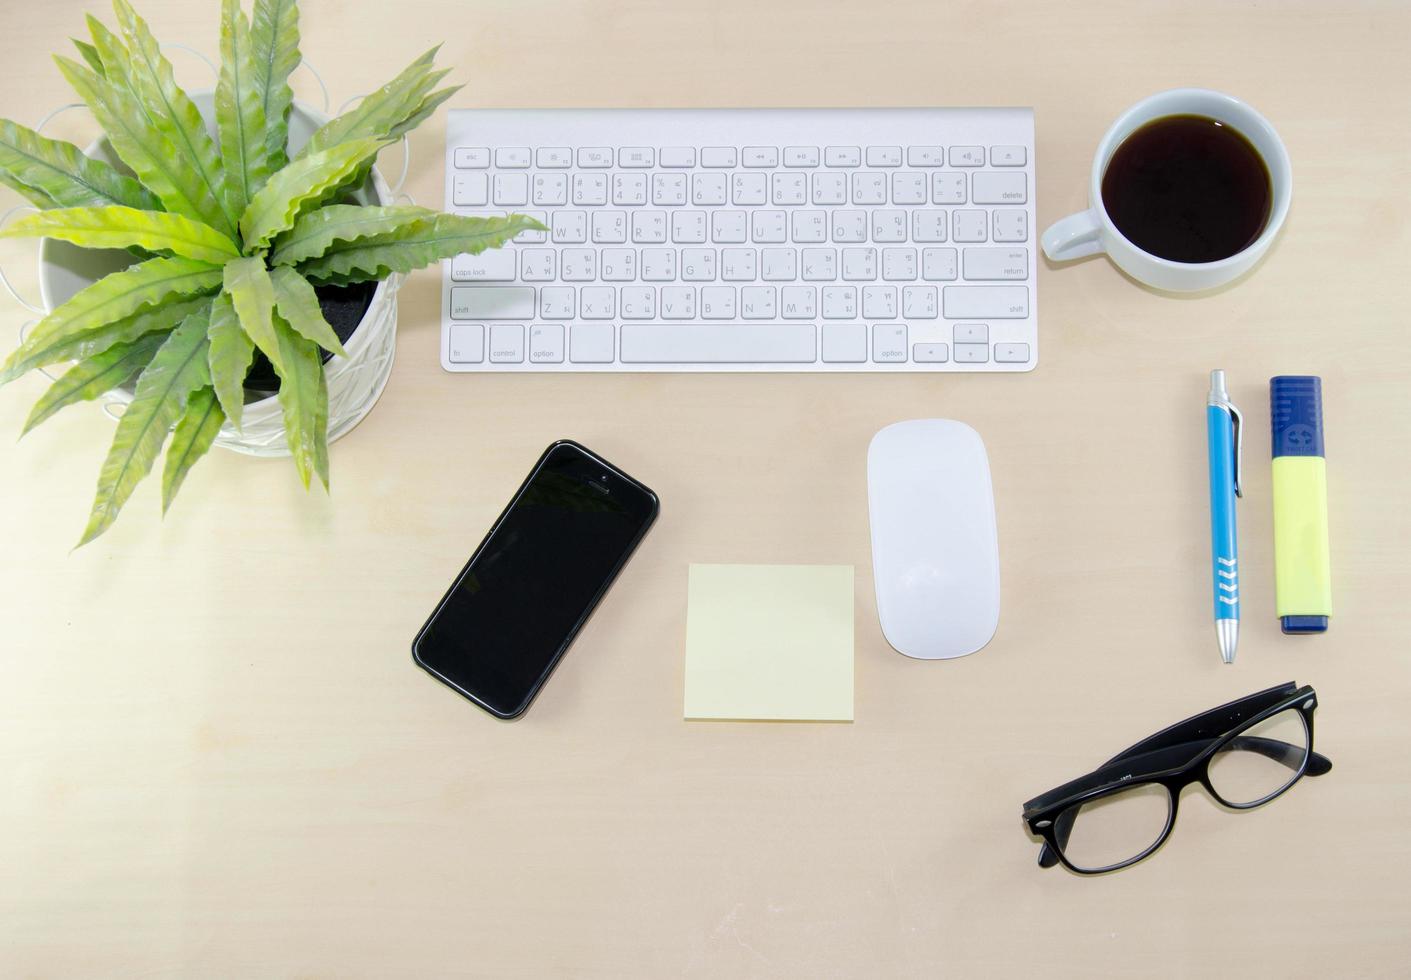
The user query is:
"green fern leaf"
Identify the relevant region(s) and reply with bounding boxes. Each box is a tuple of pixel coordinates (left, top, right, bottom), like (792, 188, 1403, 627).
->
(270, 204, 436, 266)
(0, 296, 208, 386)
(239, 137, 384, 250)
(2, 257, 221, 384)
(206, 291, 254, 431)
(272, 318, 328, 490)
(78, 306, 211, 546)
(222, 256, 283, 374)
(270, 266, 346, 357)
(0, 118, 159, 211)
(1, 206, 240, 263)
(249, 0, 301, 171)
(161, 385, 225, 513)
(108, 0, 239, 239)
(72, 38, 108, 77)
(385, 85, 462, 141)
(299, 47, 439, 158)
(216, 0, 268, 215)
(298, 213, 542, 283)
(22, 331, 167, 434)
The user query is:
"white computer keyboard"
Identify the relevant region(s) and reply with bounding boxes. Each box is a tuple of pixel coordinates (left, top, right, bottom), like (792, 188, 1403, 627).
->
(441, 108, 1036, 373)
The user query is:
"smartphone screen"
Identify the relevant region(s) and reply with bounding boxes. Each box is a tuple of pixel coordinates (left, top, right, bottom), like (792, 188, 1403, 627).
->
(412, 441, 658, 719)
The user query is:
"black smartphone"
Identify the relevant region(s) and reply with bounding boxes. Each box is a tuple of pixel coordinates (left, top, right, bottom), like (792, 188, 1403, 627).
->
(411, 441, 659, 719)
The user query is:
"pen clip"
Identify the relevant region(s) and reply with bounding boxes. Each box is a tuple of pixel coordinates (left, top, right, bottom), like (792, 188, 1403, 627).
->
(1229, 401, 1244, 498)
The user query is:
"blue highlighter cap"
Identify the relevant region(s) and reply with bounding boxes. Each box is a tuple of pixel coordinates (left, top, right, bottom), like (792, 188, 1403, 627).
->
(1270, 376, 1324, 458)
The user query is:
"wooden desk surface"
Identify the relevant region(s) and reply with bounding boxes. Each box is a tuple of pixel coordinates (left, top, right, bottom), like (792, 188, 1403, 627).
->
(2, 1, 1409, 975)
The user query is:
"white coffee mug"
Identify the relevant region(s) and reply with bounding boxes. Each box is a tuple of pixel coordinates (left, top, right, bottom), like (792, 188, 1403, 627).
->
(1041, 88, 1292, 292)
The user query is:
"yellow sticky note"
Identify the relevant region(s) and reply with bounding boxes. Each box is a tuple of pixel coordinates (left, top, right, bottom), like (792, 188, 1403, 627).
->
(684, 564, 854, 722)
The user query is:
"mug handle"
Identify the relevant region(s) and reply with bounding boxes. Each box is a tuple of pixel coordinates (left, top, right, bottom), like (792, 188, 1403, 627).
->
(1041, 208, 1105, 262)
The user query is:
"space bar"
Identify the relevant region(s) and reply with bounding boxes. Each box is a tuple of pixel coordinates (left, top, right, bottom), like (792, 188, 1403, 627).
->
(620, 324, 817, 363)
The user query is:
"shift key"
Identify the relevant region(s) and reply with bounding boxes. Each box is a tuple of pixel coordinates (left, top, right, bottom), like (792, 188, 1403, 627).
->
(451, 286, 535, 319)
(943, 285, 1028, 319)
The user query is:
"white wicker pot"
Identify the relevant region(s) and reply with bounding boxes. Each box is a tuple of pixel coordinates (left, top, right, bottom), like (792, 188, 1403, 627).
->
(33, 94, 400, 458)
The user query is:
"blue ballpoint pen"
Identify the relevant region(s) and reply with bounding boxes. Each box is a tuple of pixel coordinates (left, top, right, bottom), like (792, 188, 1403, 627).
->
(1206, 370, 1243, 664)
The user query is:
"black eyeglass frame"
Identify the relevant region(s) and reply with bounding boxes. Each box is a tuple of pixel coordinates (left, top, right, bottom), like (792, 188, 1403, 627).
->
(1022, 681, 1332, 875)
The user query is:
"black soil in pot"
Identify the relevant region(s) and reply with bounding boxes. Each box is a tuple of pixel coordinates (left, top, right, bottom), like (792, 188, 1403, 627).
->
(241, 279, 378, 398)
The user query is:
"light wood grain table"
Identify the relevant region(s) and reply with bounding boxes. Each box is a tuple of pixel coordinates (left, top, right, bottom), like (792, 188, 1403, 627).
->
(2, 1, 1409, 976)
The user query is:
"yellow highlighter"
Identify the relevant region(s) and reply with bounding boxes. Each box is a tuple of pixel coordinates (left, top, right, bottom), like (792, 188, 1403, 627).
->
(1270, 376, 1332, 634)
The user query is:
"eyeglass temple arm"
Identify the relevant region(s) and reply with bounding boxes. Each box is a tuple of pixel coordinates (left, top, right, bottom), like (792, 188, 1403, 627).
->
(1036, 734, 1330, 868)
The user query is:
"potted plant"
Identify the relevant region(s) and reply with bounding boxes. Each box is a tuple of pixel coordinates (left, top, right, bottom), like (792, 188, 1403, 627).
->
(0, 0, 539, 545)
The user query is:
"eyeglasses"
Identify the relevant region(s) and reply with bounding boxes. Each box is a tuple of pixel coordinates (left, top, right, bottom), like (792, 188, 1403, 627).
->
(1022, 682, 1331, 875)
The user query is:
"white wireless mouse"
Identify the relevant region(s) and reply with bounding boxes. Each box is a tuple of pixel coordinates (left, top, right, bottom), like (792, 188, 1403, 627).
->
(867, 419, 1001, 660)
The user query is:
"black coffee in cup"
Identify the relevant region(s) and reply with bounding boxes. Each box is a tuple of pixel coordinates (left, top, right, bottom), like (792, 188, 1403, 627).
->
(1100, 114, 1272, 264)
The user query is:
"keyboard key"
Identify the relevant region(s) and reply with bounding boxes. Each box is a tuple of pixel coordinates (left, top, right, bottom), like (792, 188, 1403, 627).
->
(842, 247, 876, 281)
(681, 248, 716, 280)
(672, 211, 707, 243)
(954, 342, 989, 363)
(592, 210, 628, 243)
(536, 147, 572, 168)
(743, 146, 779, 167)
(570, 322, 615, 362)
(822, 322, 867, 362)
(821, 285, 855, 318)
(701, 286, 736, 319)
(872, 323, 907, 362)
(529, 323, 564, 363)
(693, 173, 728, 206)
(792, 210, 828, 243)
(652, 173, 688, 206)
(949, 146, 984, 167)
(620, 323, 816, 363)
(621, 286, 656, 318)
(902, 285, 937, 318)
(579, 286, 615, 318)
(489, 324, 524, 362)
(963, 247, 1028, 280)
(812, 172, 847, 206)
(642, 248, 676, 281)
(852, 172, 887, 205)
(452, 250, 516, 281)
(495, 147, 531, 168)
(862, 285, 896, 319)
(907, 146, 945, 167)
(453, 147, 490, 169)
(831, 210, 867, 243)
(701, 147, 738, 167)
(561, 249, 597, 281)
(721, 248, 757, 281)
(825, 146, 861, 167)
(784, 146, 820, 167)
(914, 342, 949, 363)
(493, 173, 528, 206)
(866, 146, 902, 167)
(922, 247, 958, 281)
(932, 172, 966, 204)
(632, 210, 667, 243)
(448, 323, 484, 362)
(772, 172, 807, 205)
(802, 247, 837, 281)
(578, 147, 613, 168)
(712, 210, 748, 243)
(612, 173, 648, 206)
(954, 323, 988, 343)
(533, 172, 568, 206)
(619, 146, 654, 167)
(991, 145, 1026, 166)
(882, 247, 917, 281)
(872, 210, 907, 242)
(540, 287, 574, 319)
(659, 147, 696, 168)
(453, 172, 488, 206)
(752, 210, 787, 243)
(761, 248, 797, 280)
(993, 209, 1028, 243)
(995, 342, 1031, 363)
(733, 172, 768, 206)
(661, 285, 696, 318)
(972, 171, 1027, 205)
(913, 210, 948, 242)
(573, 173, 608, 206)
(892, 172, 927, 205)
(600, 248, 636, 281)
(740, 286, 775, 319)
(953, 210, 988, 242)
(451, 286, 535, 320)
(943, 285, 1029, 318)
(780, 286, 816, 318)
(520, 248, 556, 281)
